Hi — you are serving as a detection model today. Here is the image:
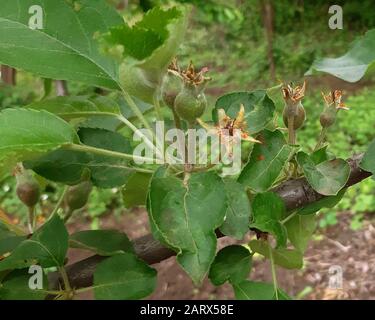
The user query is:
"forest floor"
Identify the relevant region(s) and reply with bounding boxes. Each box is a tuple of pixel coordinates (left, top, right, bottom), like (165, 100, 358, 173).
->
(68, 209, 375, 300)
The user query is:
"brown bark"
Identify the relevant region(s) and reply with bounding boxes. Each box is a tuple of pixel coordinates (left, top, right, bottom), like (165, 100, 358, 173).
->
(48, 154, 371, 291)
(1, 65, 16, 85)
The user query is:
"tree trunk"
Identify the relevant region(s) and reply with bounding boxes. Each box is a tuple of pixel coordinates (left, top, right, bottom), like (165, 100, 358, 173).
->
(1, 65, 16, 85)
(261, 0, 276, 81)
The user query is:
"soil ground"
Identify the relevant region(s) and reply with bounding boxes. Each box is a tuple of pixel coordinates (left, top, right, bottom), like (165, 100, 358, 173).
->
(67, 209, 375, 300)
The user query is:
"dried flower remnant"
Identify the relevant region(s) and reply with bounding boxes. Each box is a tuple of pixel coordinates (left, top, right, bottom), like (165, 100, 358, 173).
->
(198, 105, 260, 160)
(320, 90, 349, 129)
(322, 90, 349, 110)
(282, 81, 307, 144)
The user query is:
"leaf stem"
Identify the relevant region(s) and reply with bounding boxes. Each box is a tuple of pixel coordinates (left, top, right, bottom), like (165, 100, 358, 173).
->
(153, 93, 163, 121)
(37, 289, 66, 296)
(266, 83, 282, 94)
(74, 286, 94, 294)
(27, 206, 35, 234)
(116, 114, 163, 160)
(63, 208, 74, 224)
(172, 107, 182, 129)
(268, 240, 279, 300)
(50, 186, 69, 218)
(287, 116, 296, 145)
(314, 127, 327, 151)
(281, 210, 297, 224)
(59, 266, 72, 297)
(64, 143, 155, 164)
(121, 88, 153, 133)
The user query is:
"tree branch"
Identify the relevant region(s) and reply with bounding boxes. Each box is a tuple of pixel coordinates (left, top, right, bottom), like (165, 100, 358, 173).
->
(48, 154, 371, 291)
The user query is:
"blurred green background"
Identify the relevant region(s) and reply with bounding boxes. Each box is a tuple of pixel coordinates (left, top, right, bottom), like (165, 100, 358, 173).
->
(1, 0, 374, 231)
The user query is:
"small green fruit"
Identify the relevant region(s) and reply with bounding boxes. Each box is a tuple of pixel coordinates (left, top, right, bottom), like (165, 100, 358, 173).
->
(119, 63, 160, 104)
(174, 85, 207, 123)
(161, 73, 183, 109)
(16, 171, 40, 208)
(66, 181, 93, 211)
(320, 108, 336, 128)
(283, 103, 306, 130)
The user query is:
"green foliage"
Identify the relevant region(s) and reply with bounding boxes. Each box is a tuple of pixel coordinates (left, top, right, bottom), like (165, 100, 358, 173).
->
(233, 280, 291, 300)
(209, 245, 252, 286)
(361, 139, 375, 175)
(249, 192, 287, 248)
(93, 253, 157, 300)
(307, 30, 375, 82)
(298, 88, 375, 221)
(297, 189, 347, 215)
(0, 0, 122, 89)
(27, 95, 122, 120)
(87, 187, 123, 229)
(249, 240, 303, 270)
(213, 91, 275, 134)
(0, 269, 47, 300)
(26, 128, 133, 188)
(70, 230, 134, 255)
(0, 0, 374, 301)
(239, 130, 292, 192)
(122, 172, 152, 208)
(0, 215, 68, 270)
(220, 180, 252, 240)
(0, 236, 27, 256)
(112, 6, 188, 102)
(296, 152, 350, 196)
(147, 169, 227, 285)
(0, 108, 78, 179)
(285, 214, 317, 253)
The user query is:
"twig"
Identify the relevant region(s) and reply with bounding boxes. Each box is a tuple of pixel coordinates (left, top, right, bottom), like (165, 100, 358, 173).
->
(48, 153, 371, 291)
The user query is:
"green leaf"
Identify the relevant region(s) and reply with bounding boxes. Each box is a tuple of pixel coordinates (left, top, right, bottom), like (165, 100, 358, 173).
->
(26, 128, 133, 188)
(93, 253, 156, 300)
(122, 172, 152, 208)
(233, 280, 291, 300)
(119, 96, 154, 120)
(70, 230, 134, 256)
(0, 224, 16, 241)
(310, 146, 330, 164)
(27, 95, 121, 121)
(297, 188, 347, 215)
(249, 240, 303, 269)
(220, 180, 252, 239)
(0, 215, 68, 271)
(238, 130, 292, 192)
(0, 0, 122, 89)
(0, 269, 47, 300)
(285, 214, 316, 253)
(0, 236, 27, 256)
(111, 7, 188, 102)
(147, 170, 227, 285)
(297, 152, 350, 196)
(209, 245, 252, 286)
(0, 108, 78, 179)
(360, 138, 375, 174)
(213, 90, 275, 134)
(250, 192, 287, 248)
(306, 29, 375, 82)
